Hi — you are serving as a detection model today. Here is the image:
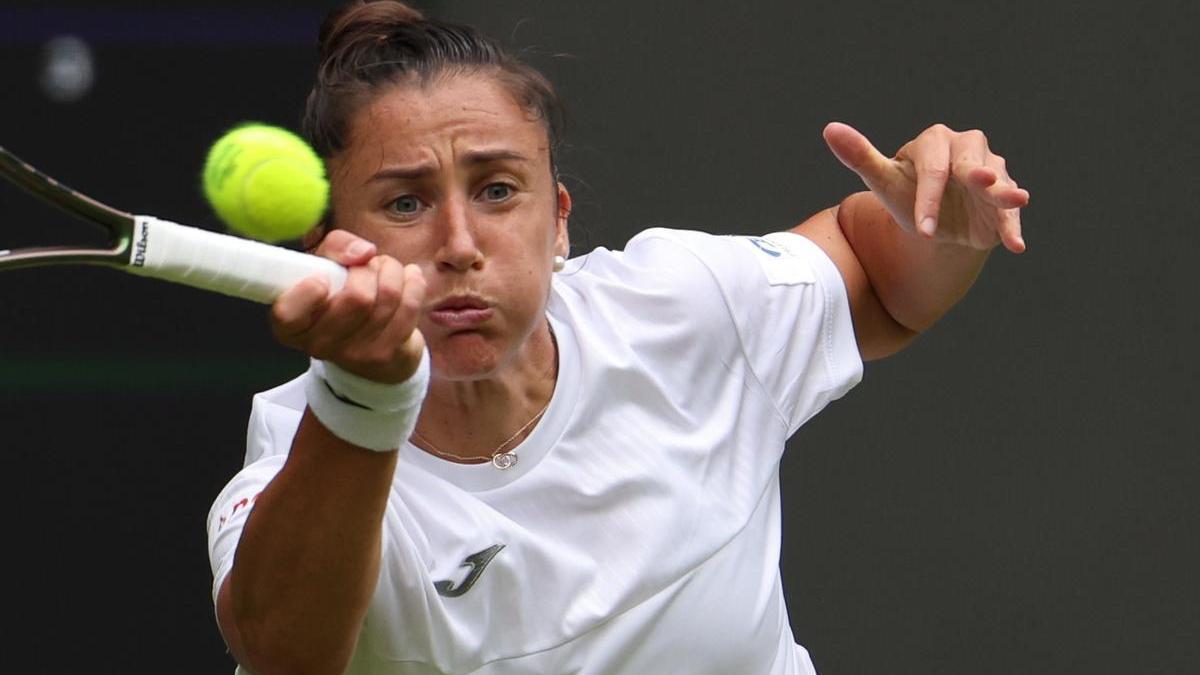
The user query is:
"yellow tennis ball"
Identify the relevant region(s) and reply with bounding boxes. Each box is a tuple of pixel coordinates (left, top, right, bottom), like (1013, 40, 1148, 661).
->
(202, 123, 329, 243)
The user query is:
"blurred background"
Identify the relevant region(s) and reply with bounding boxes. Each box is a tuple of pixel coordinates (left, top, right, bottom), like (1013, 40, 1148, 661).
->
(0, 1, 1196, 673)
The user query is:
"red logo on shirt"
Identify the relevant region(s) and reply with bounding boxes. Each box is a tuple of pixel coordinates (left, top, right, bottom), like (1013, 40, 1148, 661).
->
(217, 492, 261, 530)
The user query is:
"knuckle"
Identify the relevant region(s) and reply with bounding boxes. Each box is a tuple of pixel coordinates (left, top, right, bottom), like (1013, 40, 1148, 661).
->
(341, 279, 376, 311)
(375, 278, 403, 306)
(963, 128, 988, 145)
(370, 253, 399, 272)
(322, 229, 357, 247)
(269, 303, 291, 327)
(342, 294, 374, 319)
(371, 299, 403, 329)
(401, 290, 423, 315)
(404, 266, 427, 297)
(313, 231, 347, 257)
(270, 306, 307, 337)
(922, 164, 950, 180)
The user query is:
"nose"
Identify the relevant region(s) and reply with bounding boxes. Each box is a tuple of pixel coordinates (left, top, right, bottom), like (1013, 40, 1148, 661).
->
(435, 195, 483, 272)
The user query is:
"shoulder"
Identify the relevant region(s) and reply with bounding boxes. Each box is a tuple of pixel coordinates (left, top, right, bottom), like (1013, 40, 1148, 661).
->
(553, 228, 738, 328)
(553, 226, 844, 333)
(620, 227, 830, 289)
(559, 227, 765, 295)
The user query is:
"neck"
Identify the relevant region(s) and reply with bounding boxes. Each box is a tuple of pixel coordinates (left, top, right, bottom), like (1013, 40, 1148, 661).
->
(413, 319, 558, 463)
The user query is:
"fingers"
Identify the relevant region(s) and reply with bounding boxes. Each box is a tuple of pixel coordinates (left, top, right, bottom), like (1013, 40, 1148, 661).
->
(377, 263, 427, 355)
(996, 208, 1026, 254)
(953, 132, 1028, 210)
(947, 131, 1029, 253)
(357, 258, 419, 348)
(905, 129, 953, 238)
(304, 262, 380, 356)
(899, 125, 1031, 252)
(270, 253, 428, 382)
(313, 228, 378, 266)
(272, 274, 332, 347)
(982, 154, 1027, 254)
(823, 122, 891, 188)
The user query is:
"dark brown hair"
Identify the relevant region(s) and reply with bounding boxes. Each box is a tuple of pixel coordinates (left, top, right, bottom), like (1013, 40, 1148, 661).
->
(302, 0, 564, 177)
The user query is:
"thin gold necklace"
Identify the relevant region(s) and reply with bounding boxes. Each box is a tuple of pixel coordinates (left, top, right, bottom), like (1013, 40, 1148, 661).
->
(411, 400, 550, 470)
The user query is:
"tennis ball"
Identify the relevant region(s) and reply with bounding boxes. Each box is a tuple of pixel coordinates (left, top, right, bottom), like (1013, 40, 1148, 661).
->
(202, 123, 328, 243)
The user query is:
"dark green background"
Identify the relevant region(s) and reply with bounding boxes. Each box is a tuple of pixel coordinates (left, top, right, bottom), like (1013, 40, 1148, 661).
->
(1, 1, 1195, 672)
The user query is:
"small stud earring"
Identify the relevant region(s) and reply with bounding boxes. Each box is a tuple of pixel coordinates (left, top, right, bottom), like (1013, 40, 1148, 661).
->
(552, 255, 566, 272)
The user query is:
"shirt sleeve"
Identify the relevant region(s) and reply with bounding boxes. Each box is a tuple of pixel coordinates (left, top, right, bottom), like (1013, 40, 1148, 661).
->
(625, 228, 863, 435)
(206, 454, 286, 606)
(205, 385, 302, 606)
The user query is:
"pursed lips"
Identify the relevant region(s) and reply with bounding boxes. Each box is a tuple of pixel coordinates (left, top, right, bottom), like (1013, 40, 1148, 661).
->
(427, 294, 494, 330)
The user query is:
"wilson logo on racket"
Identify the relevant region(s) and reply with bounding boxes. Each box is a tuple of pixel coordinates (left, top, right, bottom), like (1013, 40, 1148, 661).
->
(132, 223, 149, 267)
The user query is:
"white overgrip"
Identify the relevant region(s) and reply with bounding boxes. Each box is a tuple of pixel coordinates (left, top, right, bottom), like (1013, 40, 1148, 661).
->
(128, 216, 347, 304)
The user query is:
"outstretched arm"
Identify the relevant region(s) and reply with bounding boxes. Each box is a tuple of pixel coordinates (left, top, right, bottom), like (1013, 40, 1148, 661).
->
(219, 230, 427, 675)
(793, 122, 1029, 360)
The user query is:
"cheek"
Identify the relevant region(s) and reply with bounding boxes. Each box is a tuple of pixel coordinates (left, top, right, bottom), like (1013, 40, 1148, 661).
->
(496, 253, 551, 313)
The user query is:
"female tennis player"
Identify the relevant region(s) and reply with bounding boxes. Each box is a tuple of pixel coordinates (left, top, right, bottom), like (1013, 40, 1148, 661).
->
(206, 1, 1029, 673)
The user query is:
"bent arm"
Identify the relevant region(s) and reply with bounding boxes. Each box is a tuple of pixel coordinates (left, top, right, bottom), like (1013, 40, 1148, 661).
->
(218, 410, 397, 675)
(792, 191, 992, 360)
(795, 123, 1028, 360)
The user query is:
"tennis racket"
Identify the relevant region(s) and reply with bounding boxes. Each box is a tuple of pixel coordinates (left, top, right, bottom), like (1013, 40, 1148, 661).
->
(0, 144, 346, 303)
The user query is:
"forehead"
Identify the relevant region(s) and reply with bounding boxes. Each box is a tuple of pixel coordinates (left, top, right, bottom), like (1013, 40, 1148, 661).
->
(337, 73, 550, 174)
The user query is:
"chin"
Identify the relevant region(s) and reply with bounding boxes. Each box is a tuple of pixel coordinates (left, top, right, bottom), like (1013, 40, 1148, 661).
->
(428, 332, 504, 381)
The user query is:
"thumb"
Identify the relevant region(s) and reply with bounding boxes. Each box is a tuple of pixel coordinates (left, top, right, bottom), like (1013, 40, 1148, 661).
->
(822, 122, 891, 186)
(315, 229, 377, 266)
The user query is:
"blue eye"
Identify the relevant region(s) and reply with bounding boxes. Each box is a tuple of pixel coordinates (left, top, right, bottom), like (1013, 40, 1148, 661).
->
(389, 195, 422, 216)
(483, 183, 512, 202)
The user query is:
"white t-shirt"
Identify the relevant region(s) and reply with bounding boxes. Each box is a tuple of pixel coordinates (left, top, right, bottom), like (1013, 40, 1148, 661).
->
(208, 228, 863, 674)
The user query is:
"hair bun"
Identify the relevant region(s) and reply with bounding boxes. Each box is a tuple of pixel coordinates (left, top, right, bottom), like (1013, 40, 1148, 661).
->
(318, 0, 425, 62)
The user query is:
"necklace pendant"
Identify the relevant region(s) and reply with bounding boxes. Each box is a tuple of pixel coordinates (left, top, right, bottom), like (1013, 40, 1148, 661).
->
(492, 451, 518, 470)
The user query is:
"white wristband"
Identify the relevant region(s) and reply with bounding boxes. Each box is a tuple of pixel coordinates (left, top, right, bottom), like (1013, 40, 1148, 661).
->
(303, 350, 430, 452)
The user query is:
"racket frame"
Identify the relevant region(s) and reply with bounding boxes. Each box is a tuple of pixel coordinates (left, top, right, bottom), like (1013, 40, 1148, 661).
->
(0, 144, 347, 304)
(0, 144, 137, 269)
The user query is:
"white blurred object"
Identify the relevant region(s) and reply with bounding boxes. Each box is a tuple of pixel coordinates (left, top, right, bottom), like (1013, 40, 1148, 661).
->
(40, 35, 95, 103)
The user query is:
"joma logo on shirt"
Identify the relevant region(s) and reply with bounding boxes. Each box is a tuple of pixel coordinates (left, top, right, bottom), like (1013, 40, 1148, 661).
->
(434, 544, 505, 598)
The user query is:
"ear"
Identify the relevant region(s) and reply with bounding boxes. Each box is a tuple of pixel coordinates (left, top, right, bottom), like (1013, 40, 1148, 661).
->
(554, 182, 572, 258)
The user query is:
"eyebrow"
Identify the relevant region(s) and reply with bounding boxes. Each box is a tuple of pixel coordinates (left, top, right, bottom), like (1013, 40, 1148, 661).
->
(366, 149, 532, 184)
(463, 149, 530, 165)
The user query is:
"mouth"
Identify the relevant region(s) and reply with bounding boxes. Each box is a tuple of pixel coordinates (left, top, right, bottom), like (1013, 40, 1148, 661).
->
(427, 294, 495, 330)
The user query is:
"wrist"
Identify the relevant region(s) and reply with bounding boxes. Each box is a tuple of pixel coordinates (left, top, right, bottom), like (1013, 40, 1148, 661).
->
(303, 350, 430, 452)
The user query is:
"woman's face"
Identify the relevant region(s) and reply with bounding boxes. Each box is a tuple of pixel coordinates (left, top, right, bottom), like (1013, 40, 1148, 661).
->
(328, 73, 569, 382)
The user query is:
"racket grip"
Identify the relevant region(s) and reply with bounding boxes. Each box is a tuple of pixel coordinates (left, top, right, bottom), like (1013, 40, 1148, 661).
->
(128, 216, 348, 304)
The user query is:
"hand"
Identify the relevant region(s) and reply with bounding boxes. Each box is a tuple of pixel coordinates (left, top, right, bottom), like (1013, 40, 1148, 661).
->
(271, 230, 427, 384)
(823, 122, 1030, 253)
